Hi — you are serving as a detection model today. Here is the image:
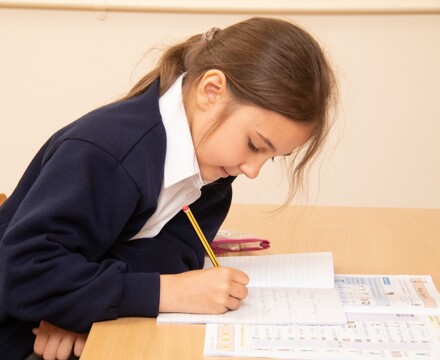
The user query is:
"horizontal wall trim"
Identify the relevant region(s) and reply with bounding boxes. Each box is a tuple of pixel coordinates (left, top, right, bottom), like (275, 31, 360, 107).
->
(1, 0, 440, 14)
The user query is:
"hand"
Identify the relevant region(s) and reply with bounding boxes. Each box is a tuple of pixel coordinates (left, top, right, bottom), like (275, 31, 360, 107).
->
(32, 321, 88, 360)
(159, 267, 249, 314)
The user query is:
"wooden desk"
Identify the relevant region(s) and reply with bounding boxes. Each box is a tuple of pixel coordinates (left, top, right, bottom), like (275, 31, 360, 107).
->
(81, 205, 440, 360)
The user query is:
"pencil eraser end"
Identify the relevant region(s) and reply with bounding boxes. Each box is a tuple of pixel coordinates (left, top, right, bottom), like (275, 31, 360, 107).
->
(182, 205, 189, 212)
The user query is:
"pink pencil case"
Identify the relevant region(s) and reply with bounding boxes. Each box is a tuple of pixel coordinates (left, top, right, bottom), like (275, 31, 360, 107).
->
(212, 230, 270, 254)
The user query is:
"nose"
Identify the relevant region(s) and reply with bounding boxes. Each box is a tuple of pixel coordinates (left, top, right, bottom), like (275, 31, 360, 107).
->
(240, 158, 266, 179)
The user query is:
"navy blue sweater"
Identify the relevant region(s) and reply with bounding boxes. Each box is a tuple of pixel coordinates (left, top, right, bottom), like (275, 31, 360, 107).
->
(0, 80, 233, 359)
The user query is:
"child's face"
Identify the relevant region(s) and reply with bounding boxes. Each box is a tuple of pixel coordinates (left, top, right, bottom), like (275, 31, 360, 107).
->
(194, 103, 312, 183)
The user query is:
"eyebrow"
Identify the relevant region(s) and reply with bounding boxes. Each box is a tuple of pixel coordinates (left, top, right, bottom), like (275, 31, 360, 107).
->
(257, 132, 292, 157)
(257, 132, 276, 152)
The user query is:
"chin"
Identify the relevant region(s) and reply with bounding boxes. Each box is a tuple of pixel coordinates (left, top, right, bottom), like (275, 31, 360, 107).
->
(202, 174, 222, 184)
(204, 176, 219, 183)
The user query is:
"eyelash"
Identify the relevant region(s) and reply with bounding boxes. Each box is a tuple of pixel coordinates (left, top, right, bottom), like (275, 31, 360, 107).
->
(248, 139, 275, 161)
(248, 139, 259, 153)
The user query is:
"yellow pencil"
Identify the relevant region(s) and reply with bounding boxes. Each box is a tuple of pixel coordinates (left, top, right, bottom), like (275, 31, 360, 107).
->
(182, 205, 220, 267)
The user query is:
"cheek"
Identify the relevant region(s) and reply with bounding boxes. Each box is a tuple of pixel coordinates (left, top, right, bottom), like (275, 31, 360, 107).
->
(198, 142, 240, 167)
(197, 122, 246, 166)
(196, 141, 221, 166)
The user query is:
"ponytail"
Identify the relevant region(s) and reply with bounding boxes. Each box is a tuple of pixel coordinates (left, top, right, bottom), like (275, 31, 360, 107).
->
(122, 34, 204, 100)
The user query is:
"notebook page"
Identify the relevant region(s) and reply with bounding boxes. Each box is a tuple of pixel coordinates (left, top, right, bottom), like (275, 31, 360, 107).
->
(157, 253, 345, 325)
(203, 252, 334, 289)
(157, 287, 346, 325)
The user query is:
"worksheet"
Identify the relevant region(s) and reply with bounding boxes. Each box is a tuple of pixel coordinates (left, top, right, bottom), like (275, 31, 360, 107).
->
(204, 313, 440, 359)
(335, 275, 440, 314)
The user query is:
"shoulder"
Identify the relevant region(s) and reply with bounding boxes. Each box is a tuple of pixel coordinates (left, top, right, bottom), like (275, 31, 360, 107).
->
(48, 80, 166, 163)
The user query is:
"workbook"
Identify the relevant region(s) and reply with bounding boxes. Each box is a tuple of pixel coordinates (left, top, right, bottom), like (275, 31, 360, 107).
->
(336, 274, 440, 315)
(157, 252, 346, 326)
(204, 275, 440, 359)
(204, 313, 440, 359)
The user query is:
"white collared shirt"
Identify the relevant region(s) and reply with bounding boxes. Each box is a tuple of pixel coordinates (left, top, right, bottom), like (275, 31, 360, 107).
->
(130, 75, 204, 240)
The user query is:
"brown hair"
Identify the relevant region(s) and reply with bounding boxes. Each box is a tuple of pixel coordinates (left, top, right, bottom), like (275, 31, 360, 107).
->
(123, 17, 337, 204)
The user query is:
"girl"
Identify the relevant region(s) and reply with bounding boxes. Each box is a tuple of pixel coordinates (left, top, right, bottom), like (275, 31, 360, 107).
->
(0, 17, 336, 359)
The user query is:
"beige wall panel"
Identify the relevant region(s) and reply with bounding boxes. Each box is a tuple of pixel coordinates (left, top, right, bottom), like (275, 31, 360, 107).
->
(1, 8, 439, 208)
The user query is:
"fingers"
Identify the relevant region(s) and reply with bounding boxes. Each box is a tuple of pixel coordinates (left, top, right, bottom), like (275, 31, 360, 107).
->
(73, 334, 88, 357)
(57, 334, 76, 360)
(33, 321, 82, 360)
(229, 280, 249, 301)
(207, 267, 249, 311)
(33, 328, 49, 357)
(230, 268, 250, 286)
(225, 270, 249, 310)
(216, 267, 249, 300)
(35, 334, 62, 360)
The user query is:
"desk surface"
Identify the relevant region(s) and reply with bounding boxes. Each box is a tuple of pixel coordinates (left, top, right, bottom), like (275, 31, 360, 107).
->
(81, 205, 440, 360)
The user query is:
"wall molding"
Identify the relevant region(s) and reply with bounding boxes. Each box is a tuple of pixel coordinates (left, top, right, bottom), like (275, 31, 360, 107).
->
(1, 0, 440, 14)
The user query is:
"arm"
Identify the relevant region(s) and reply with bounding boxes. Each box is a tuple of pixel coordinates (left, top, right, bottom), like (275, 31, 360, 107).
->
(1, 139, 247, 337)
(106, 177, 250, 314)
(0, 140, 159, 333)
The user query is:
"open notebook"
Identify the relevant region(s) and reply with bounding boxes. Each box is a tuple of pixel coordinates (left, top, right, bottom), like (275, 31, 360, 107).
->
(157, 252, 346, 325)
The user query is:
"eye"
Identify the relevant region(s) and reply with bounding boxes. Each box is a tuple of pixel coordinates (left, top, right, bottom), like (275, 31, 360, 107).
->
(247, 139, 259, 153)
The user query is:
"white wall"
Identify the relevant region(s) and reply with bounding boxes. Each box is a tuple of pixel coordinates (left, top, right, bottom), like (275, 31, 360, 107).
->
(1, 7, 439, 208)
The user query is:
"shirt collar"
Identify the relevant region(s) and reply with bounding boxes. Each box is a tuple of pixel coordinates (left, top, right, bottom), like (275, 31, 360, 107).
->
(159, 74, 203, 189)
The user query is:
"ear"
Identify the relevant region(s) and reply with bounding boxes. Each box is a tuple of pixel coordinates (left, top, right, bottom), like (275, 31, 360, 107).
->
(195, 69, 227, 111)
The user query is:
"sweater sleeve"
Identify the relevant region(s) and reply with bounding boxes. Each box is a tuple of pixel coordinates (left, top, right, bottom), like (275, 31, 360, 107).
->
(0, 139, 160, 333)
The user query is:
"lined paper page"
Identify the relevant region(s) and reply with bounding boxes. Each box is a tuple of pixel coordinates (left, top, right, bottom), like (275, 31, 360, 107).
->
(157, 287, 346, 325)
(204, 252, 334, 288)
(157, 253, 346, 325)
